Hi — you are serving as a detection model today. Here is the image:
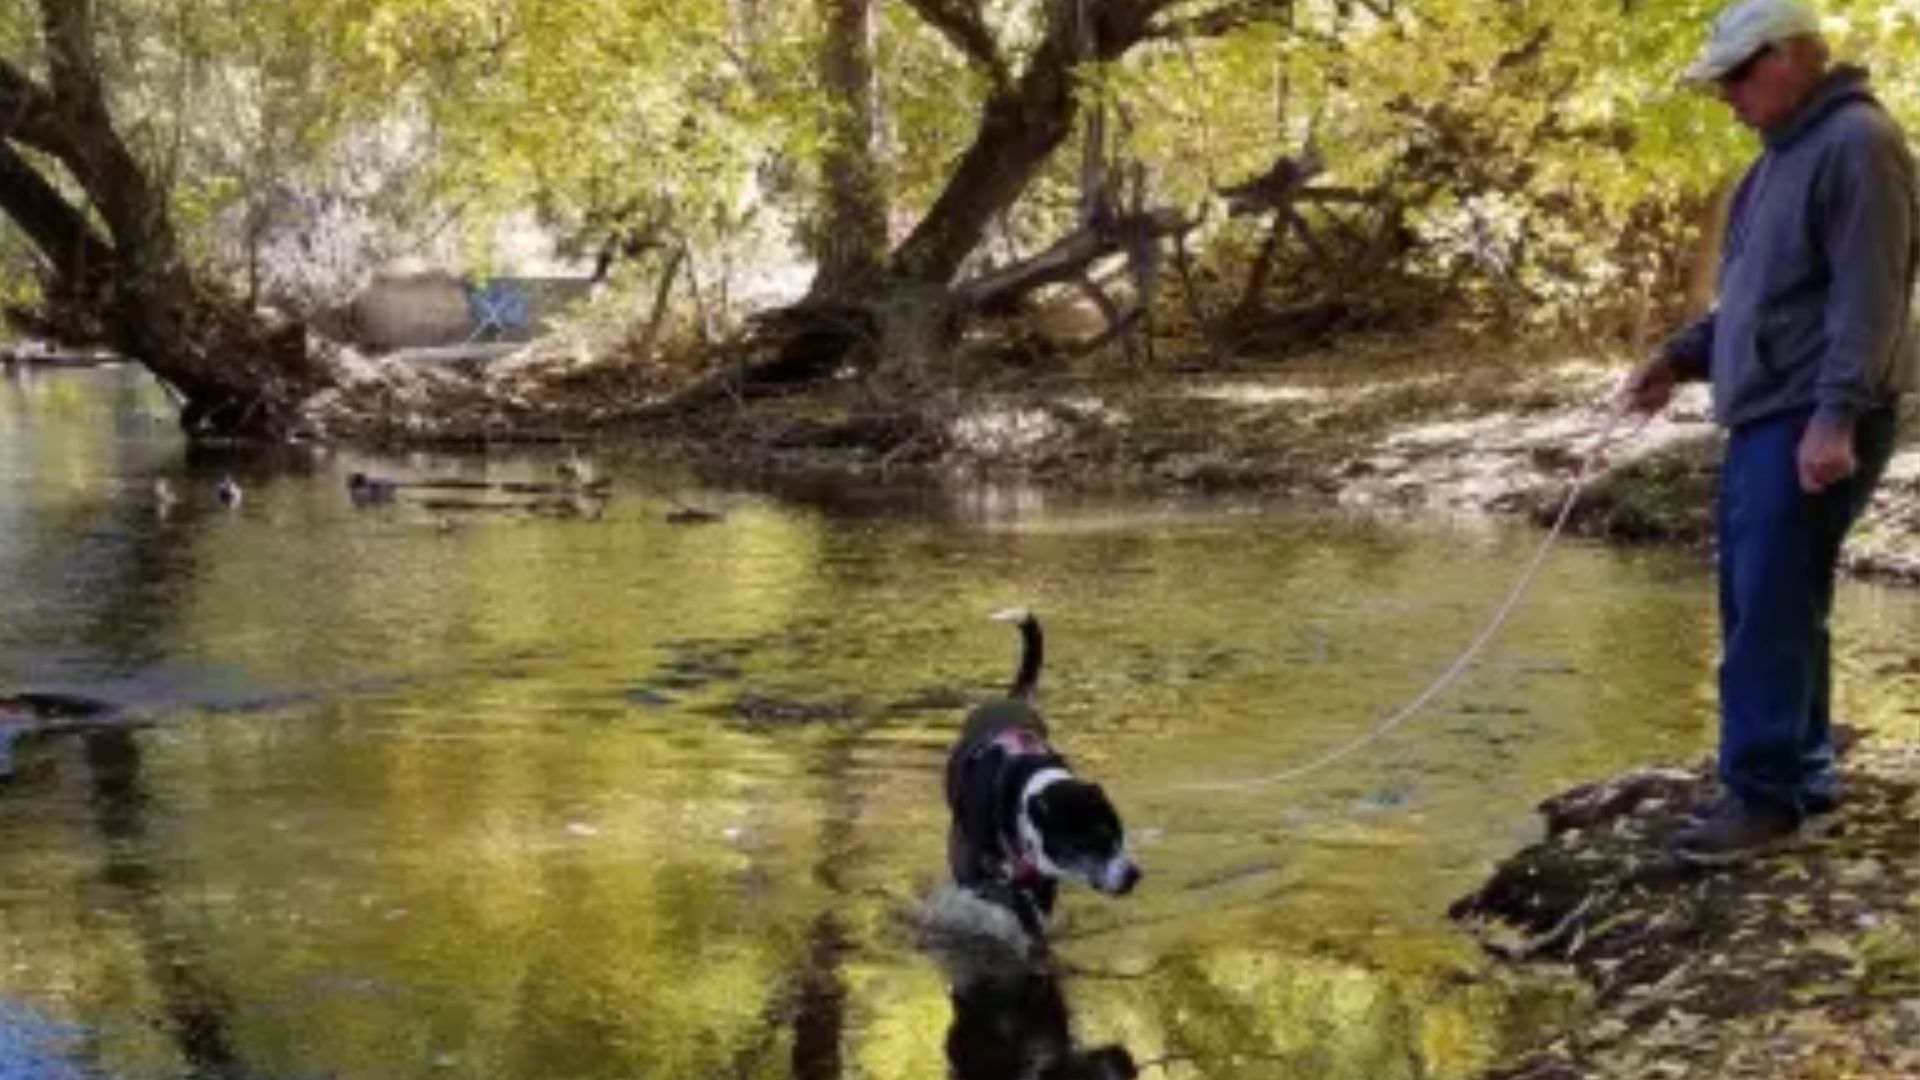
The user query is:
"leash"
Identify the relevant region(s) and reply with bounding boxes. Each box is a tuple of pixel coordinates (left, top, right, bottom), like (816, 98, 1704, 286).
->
(1169, 398, 1650, 795)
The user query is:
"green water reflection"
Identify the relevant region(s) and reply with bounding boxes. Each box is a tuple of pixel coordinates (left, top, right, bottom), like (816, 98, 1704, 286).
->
(3, 366, 1917, 1079)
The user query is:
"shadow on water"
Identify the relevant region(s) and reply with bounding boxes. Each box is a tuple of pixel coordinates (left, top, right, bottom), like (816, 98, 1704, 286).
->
(80, 729, 249, 1080)
(789, 728, 866, 1080)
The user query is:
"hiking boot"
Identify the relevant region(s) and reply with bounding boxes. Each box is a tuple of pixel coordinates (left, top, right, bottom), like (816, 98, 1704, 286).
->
(1796, 786, 1845, 838)
(1673, 797, 1801, 865)
(1685, 784, 1839, 821)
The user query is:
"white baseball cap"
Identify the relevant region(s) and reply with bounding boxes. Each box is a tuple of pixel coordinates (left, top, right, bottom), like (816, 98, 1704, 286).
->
(1682, 0, 1822, 84)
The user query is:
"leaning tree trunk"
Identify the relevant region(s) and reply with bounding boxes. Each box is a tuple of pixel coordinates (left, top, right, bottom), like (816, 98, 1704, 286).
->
(888, 0, 1162, 287)
(638, 0, 1189, 427)
(0, 0, 330, 440)
(765, 0, 1170, 393)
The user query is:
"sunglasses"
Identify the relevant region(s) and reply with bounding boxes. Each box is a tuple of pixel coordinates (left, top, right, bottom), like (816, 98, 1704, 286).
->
(1719, 45, 1774, 86)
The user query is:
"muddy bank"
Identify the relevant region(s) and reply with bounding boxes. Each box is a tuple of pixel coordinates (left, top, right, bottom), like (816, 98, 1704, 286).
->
(1451, 740, 1920, 1080)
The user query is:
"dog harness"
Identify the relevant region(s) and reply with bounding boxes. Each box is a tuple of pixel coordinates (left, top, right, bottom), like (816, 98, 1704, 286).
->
(961, 729, 1069, 885)
(1013, 766, 1072, 880)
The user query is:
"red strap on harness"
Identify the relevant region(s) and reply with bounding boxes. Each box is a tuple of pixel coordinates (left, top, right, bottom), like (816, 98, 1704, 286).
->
(990, 728, 1048, 757)
(1007, 853, 1041, 884)
(974, 727, 1054, 885)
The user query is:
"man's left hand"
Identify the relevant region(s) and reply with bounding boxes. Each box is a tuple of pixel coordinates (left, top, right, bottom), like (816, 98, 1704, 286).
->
(1798, 416, 1857, 493)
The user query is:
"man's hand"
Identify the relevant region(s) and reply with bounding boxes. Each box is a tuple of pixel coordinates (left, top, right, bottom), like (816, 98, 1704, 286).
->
(1618, 357, 1678, 415)
(1798, 415, 1856, 493)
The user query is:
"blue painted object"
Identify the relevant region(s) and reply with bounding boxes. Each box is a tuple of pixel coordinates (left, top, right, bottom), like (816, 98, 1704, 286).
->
(465, 280, 532, 342)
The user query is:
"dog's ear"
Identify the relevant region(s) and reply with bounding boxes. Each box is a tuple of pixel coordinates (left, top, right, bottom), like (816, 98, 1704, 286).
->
(1070, 780, 1115, 813)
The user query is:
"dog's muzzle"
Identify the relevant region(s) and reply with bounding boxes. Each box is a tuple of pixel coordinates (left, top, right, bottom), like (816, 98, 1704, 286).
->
(1093, 858, 1142, 896)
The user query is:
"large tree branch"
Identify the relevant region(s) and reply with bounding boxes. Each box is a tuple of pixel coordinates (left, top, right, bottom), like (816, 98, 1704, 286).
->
(16, 0, 179, 271)
(0, 57, 77, 158)
(0, 138, 115, 289)
(953, 207, 1186, 311)
(897, 0, 1010, 89)
(889, 0, 1167, 284)
(40, 0, 109, 125)
(2, 8, 165, 260)
(1089, 0, 1175, 52)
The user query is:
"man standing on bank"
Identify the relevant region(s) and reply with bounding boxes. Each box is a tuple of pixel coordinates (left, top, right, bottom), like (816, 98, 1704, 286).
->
(1622, 0, 1916, 863)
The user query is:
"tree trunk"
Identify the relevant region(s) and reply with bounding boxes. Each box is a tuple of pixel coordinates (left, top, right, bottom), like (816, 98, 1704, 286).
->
(811, 0, 889, 298)
(707, 1, 1175, 409)
(888, 0, 1162, 286)
(633, 247, 687, 361)
(0, 0, 330, 440)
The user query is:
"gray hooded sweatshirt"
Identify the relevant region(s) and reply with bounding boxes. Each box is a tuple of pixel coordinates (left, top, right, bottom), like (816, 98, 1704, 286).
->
(1663, 66, 1918, 428)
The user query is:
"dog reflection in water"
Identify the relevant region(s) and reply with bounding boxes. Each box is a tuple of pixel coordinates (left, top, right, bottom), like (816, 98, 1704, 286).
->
(947, 968, 1137, 1080)
(919, 887, 1136, 1080)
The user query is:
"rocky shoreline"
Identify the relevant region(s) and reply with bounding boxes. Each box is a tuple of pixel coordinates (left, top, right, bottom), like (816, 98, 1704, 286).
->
(1452, 741, 1920, 1080)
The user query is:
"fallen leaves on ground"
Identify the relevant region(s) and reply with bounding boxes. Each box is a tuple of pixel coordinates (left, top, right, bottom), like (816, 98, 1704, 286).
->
(1453, 744, 1920, 1080)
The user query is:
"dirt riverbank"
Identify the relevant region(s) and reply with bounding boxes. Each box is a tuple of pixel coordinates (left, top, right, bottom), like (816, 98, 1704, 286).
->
(303, 329, 1920, 586)
(585, 331, 1920, 582)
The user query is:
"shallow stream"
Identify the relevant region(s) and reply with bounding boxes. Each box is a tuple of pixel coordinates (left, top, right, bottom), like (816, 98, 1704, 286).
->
(3, 365, 1916, 1079)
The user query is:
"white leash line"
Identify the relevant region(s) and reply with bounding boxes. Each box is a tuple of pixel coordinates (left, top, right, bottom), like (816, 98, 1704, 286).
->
(1170, 401, 1649, 795)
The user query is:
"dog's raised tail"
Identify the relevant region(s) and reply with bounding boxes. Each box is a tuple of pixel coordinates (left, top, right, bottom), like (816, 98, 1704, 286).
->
(990, 607, 1043, 701)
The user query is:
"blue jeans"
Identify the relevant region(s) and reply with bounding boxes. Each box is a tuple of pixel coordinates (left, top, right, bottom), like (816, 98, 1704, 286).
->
(1716, 404, 1898, 813)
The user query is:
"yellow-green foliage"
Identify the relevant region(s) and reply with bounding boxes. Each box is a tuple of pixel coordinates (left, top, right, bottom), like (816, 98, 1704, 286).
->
(3, 0, 1916, 323)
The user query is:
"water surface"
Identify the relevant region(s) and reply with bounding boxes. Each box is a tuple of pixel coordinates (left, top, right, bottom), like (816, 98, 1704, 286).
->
(4, 365, 1917, 1079)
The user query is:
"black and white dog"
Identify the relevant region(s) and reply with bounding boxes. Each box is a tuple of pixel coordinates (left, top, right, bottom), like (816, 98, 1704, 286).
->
(945, 609, 1140, 938)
